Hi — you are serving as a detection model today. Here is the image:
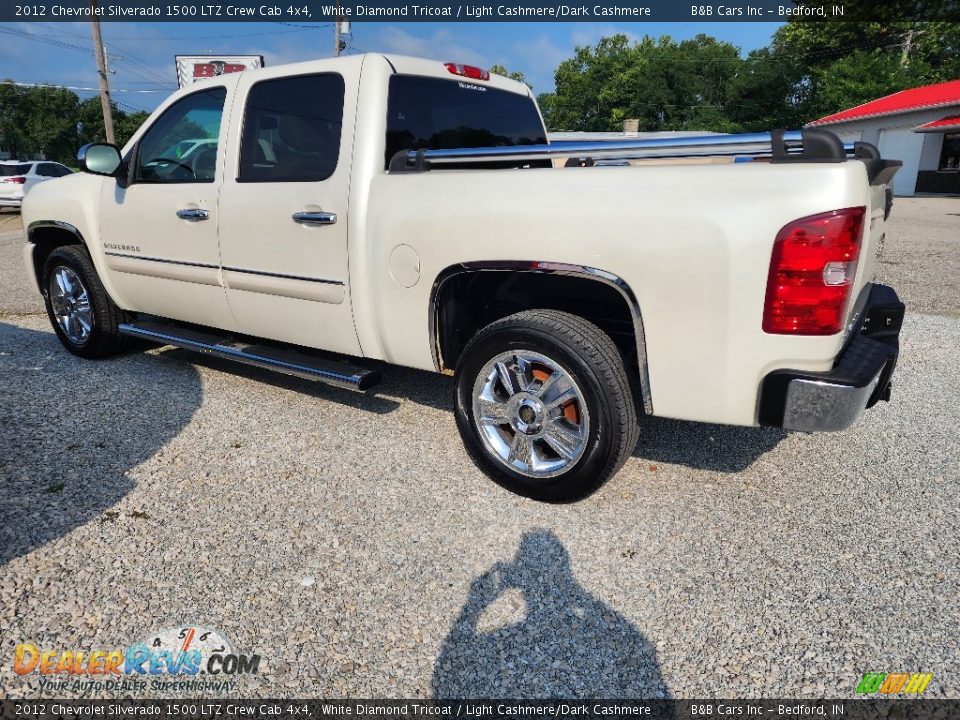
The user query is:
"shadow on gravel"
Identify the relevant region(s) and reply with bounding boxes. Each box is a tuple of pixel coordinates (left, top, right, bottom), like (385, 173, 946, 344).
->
(159, 347, 452, 413)
(432, 529, 671, 698)
(0, 323, 203, 565)
(161, 345, 784, 473)
(634, 417, 786, 473)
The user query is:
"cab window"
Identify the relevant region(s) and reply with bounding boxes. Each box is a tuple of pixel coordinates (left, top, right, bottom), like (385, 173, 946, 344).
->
(384, 74, 547, 168)
(238, 73, 344, 183)
(135, 86, 226, 183)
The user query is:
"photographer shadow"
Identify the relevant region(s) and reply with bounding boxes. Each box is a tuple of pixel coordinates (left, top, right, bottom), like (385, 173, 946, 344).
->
(432, 529, 671, 699)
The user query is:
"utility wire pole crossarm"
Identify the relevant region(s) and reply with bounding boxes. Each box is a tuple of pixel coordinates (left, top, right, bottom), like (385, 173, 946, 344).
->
(899, 28, 926, 67)
(90, 0, 115, 145)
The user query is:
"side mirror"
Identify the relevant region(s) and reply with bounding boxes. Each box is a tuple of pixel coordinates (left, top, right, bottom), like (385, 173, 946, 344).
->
(77, 143, 122, 176)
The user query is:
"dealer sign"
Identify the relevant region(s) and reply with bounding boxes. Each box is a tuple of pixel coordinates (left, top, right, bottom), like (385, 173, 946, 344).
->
(175, 55, 264, 88)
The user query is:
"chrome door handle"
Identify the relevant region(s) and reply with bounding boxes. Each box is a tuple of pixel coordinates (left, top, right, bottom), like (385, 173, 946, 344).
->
(292, 211, 337, 226)
(176, 208, 210, 221)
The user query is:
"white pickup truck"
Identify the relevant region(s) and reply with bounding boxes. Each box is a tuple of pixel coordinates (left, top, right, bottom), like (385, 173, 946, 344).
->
(21, 53, 905, 501)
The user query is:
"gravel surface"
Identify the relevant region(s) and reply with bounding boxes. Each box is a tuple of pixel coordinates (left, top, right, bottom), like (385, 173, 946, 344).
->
(1, 202, 958, 699)
(0, 211, 43, 316)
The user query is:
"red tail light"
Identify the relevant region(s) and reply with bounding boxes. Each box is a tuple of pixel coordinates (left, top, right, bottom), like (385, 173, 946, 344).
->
(3, 176, 26, 184)
(763, 207, 866, 335)
(444, 62, 490, 81)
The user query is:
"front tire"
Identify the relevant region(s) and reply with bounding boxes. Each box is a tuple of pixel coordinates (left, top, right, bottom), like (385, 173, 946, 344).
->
(42, 245, 130, 359)
(454, 310, 640, 501)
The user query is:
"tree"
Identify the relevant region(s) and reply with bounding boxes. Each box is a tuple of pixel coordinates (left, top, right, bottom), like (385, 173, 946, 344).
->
(0, 84, 150, 163)
(771, 19, 960, 121)
(79, 97, 149, 149)
(0, 82, 31, 157)
(540, 33, 745, 132)
(0, 83, 78, 161)
(490, 64, 531, 89)
(726, 47, 810, 131)
(813, 49, 934, 117)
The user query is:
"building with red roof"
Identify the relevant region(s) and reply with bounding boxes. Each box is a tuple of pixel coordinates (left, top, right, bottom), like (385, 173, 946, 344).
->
(807, 79, 960, 196)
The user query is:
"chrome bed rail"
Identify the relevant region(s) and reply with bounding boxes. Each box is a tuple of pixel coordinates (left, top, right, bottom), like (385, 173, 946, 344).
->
(388, 128, 862, 172)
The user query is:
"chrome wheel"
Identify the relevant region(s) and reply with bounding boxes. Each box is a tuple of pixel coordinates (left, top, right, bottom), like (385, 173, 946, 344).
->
(49, 266, 93, 345)
(472, 350, 591, 479)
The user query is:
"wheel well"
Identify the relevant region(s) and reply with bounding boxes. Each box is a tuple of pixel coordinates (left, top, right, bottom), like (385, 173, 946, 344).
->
(28, 226, 84, 291)
(433, 269, 640, 376)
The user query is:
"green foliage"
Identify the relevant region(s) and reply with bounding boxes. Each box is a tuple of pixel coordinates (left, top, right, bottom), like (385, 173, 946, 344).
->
(490, 64, 532, 89)
(812, 49, 933, 117)
(542, 33, 750, 132)
(541, 21, 960, 132)
(0, 83, 149, 163)
(772, 20, 960, 120)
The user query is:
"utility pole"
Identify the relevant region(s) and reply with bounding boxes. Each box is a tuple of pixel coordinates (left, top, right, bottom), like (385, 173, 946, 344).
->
(90, 0, 115, 144)
(333, 0, 349, 56)
(334, 0, 342, 57)
(899, 29, 925, 67)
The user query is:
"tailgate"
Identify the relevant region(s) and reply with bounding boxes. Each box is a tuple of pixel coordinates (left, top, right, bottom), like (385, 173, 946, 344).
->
(848, 148, 900, 327)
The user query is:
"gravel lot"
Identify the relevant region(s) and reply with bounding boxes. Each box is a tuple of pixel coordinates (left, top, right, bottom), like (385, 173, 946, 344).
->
(1, 199, 958, 699)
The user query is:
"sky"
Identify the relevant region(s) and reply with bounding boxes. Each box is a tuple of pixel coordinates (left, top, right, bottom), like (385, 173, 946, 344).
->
(0, 21, 782, 113)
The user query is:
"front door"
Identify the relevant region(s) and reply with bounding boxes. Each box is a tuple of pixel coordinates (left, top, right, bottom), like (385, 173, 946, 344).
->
(218, 67, 361, 356)
(98, 81, 238, 331)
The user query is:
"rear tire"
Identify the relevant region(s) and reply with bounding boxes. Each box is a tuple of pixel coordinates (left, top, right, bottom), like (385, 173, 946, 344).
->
(42, 245, 130, 359)
(454, 309, 640, 501)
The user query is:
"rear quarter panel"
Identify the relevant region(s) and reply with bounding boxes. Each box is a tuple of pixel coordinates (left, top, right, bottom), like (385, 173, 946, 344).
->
(362, 160, 875, 426)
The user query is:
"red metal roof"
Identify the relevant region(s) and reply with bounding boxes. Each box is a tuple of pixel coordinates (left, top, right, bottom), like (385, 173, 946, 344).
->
(914, 114, 960, 132)
(807, 79, 960, 126)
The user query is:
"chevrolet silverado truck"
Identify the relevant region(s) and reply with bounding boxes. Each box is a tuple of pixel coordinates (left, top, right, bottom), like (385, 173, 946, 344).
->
(21, 54, 905, 501)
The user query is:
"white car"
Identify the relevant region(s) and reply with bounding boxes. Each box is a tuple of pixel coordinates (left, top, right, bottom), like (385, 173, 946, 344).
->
(0, 160, 74, 210)
(161, 138, 218, 161)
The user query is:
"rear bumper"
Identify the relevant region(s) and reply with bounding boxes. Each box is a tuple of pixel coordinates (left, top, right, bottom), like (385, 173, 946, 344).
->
(758, 283, 904, 431)
(0, 196, 23, 207)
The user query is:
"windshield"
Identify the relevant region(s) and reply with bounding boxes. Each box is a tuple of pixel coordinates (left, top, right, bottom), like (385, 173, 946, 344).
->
(0, 164, 32, 176)
(385, 74, 546, 168)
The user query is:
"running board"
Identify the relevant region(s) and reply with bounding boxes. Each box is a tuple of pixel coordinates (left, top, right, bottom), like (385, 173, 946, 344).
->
(119, 320, 381, 391)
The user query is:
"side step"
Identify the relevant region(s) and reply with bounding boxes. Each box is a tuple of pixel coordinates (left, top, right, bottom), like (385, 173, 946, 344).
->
(119, 320, 381, 391)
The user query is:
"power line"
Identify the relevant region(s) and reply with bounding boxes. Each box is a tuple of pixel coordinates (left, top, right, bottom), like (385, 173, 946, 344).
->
(1, 80, 167, 93)
(28, 20, 331, 40)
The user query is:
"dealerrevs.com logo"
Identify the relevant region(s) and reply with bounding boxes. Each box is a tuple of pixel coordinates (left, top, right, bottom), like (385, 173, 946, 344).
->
(13, 625, 260, 694)
(855, 672, 933, 695)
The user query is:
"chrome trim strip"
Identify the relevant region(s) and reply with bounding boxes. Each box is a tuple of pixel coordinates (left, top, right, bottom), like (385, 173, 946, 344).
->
(104, 252, 220, 286)
(104, 251, 218, 269)
(221, 266, 344, 286)
(118, 322, 380, 391)
(102, 253, 345, 287)
(222, 268, 345, 304)
(428, 261, 653, 415)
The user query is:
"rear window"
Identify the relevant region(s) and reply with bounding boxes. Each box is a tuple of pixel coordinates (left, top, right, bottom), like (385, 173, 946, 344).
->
(385, 74, 546, 168)
(0, 164, 31, 176)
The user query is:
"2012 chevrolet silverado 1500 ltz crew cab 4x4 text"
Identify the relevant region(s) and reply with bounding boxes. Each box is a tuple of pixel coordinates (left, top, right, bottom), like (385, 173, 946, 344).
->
(21, 54, 905, 501)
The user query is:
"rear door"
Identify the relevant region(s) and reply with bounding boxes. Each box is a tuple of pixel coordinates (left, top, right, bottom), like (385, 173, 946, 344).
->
(217, 60, 361, 355)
